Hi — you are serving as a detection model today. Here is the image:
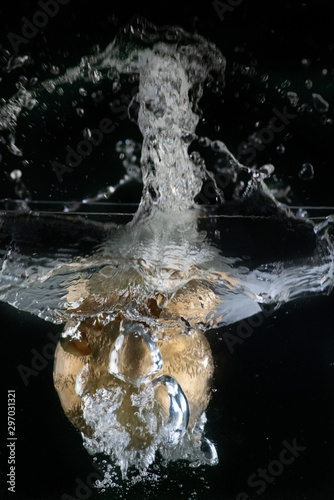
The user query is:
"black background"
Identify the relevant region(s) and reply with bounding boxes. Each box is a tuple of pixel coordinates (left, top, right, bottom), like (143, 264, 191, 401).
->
(1, 1, 334, 499)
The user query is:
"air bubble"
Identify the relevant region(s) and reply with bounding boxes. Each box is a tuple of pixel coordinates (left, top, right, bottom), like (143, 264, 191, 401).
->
(301, 58, 310, 68)
(109, 322, 163, 385)
(153, 375, 189, 444)
(76, 108, 85, 117)
(79, 88, 87, 96)
(190, 151, 203, 164)
(305, 79, 313, 89)
(181, 133, 196, 143)
(199, 437, 218, 465)
(276, 144, 285, 154)
(198, 137, 211, 148)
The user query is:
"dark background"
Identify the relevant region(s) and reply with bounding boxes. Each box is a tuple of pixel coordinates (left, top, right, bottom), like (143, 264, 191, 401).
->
(1, 1, 334, 499)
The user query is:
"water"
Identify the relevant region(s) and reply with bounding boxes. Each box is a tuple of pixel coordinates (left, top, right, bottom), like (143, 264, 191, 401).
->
(0, 17, 334, 497)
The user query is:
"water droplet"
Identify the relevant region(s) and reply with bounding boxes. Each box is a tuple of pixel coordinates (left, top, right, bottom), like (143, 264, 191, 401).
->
(298, 103, 313, 114)
(312, 93, 329, 113)
(25, 97, 38, 110)
(305, 79, 313, 89)
(112, 81, 121, 93)
(299, 162, 314, 180)
(10, 169, 22, 180)
(259, 164, 275, 178)
(29, 77, 38, 87)
(88, 68, 102, 84)
(76, 108, 85, 117)
(49, 65, 60, 75)
(276, 144, 285, 154)
(5, 54, 32, 72)
(18, 76, 28, 87)
(286, 91, 299, 107)
(43, 81, 56, 93)
(281, 79, 291, 88)
(7, 135, 22, 157)
(301, 58, 310, 68)
(79, 87, 87, 96)
(240, 65, 251, 76)
(82, 128, 91, 140)
(211, 140, 227, 153)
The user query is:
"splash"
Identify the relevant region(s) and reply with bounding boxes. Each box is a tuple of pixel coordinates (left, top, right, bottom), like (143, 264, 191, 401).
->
(1, 18, 334, 485)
